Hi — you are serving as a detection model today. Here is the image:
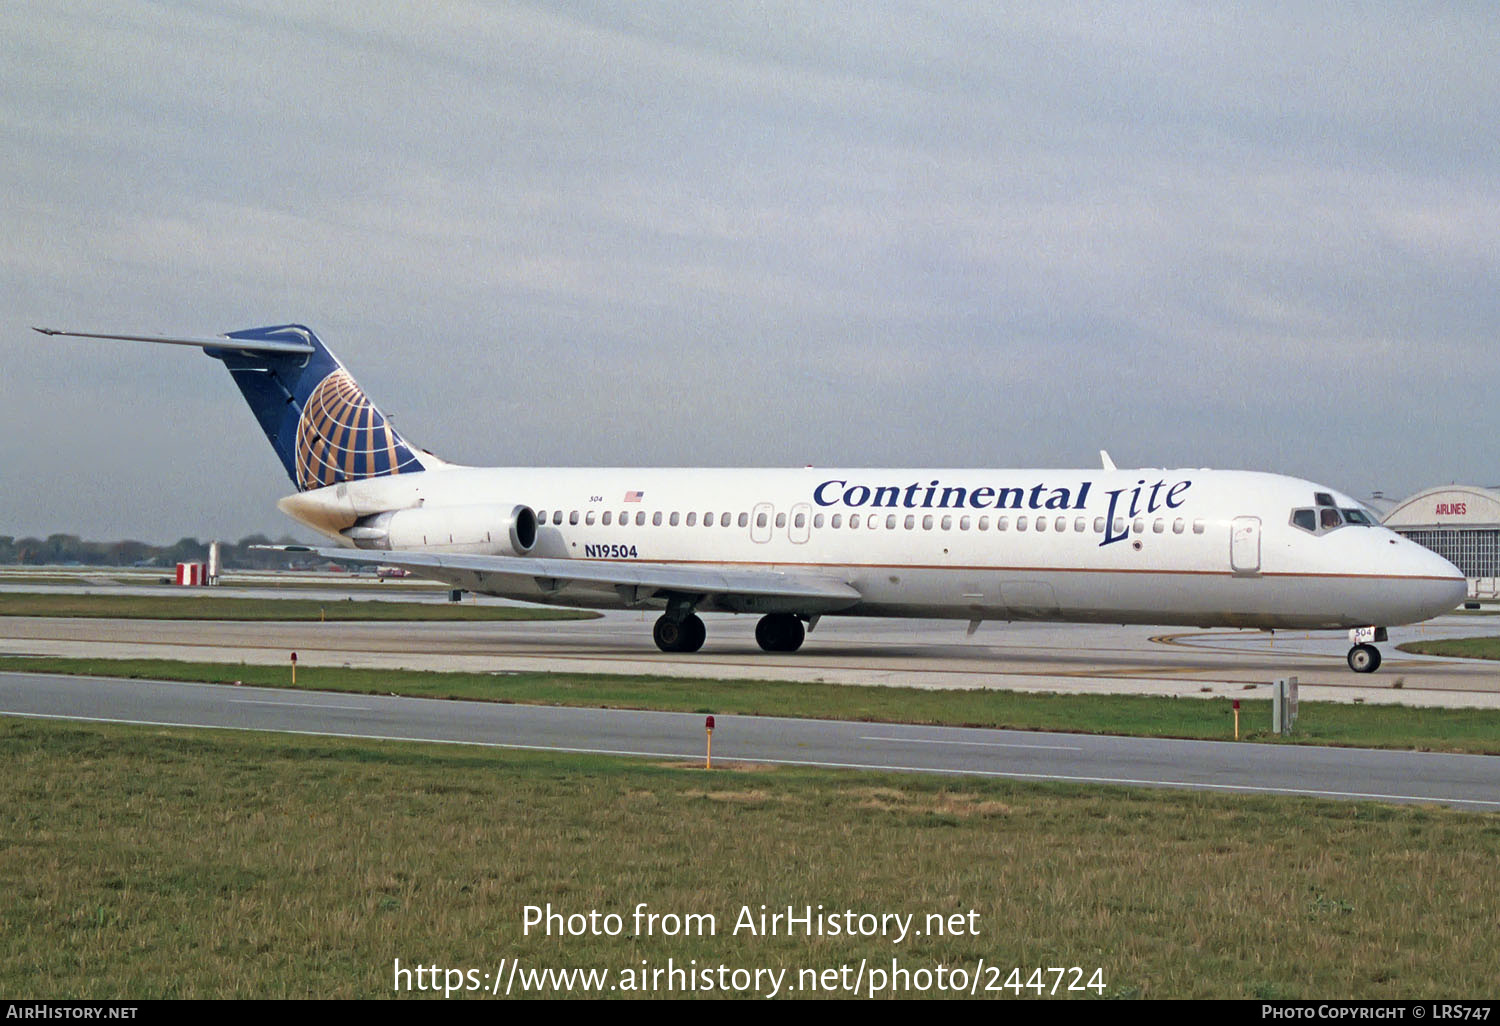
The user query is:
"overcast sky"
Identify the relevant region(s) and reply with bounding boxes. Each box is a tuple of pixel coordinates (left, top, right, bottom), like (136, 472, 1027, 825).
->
(3, 2, 1498, 543)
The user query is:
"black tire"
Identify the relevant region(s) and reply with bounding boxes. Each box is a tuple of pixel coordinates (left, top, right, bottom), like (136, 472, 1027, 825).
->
(653, 616, 684, 653)
(1347, 644, 1381, 673)
(755, 614, 806, 653)
(680, 614, 706, 653)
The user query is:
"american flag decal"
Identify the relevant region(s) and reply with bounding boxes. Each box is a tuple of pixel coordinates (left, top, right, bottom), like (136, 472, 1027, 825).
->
(624, 490, 644, 502)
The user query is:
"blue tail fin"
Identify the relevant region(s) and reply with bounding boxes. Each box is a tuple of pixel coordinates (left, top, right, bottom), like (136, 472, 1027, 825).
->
(207, 324, 427, 492)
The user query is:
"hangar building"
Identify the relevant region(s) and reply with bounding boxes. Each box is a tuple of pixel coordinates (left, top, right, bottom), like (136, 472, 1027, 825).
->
(1382, 486, 1500, 599)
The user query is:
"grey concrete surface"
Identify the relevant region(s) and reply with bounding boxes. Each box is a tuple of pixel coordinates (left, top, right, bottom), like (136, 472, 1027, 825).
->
(3, 671, 1498, 809)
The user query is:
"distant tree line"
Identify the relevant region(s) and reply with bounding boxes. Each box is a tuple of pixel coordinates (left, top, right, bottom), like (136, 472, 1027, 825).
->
(0, 534, 313, 569)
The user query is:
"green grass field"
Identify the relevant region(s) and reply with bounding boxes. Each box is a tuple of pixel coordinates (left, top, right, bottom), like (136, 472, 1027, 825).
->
(1398, 636, 1500, 661)
(5, 654, 1500, 755)
(3, 716, 1496, 999)
(0, 592, 597, 622)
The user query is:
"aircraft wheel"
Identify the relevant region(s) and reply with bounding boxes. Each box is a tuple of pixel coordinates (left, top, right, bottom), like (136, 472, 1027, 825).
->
(679, 614, 706, 653)
(1347, 644, 1382, 673)
(755, 614, 806, 653)
(654, 613, 705, 653)
(654, 616, 684, 652)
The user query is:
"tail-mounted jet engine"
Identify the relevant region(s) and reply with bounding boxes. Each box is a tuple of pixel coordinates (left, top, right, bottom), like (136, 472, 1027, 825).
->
(342, 504, 537, 556)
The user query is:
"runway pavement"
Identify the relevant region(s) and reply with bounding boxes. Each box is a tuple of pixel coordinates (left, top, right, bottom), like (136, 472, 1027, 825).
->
(3, 670, 1498, 810)
(2, 608, 1498, 707)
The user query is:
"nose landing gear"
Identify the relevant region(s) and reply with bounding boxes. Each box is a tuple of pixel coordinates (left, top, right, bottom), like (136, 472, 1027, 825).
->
(1346, 626, 1388, 674)
(1346, 644, 1382, 673)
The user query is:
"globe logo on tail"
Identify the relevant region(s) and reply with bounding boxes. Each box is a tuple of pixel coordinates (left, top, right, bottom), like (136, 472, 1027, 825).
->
(293, 369, 421, 490)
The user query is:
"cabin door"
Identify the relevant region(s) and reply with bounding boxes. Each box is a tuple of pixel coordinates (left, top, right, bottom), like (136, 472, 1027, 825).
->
(750, 502, 773, 543)
(788, 503, 812, 544)
(1230, 516, 1261, 576)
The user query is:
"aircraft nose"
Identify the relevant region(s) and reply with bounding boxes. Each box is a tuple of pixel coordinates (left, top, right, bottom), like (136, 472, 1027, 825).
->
(1399, 541, 1467, 621)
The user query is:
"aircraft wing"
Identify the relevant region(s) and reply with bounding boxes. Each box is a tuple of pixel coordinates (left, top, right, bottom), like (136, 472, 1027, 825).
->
(277, 546, 863, 613)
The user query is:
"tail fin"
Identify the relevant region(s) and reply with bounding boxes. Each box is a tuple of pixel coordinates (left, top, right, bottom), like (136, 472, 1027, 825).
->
(33, 324, 427, 492)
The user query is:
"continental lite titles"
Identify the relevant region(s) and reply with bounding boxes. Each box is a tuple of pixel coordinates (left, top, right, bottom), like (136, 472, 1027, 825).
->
(813, 476, 1193, 547)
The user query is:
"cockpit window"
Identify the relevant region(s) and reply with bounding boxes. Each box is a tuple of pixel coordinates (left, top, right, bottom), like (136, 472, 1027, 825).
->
(1294, 504, 1373, 535)
(1314, 491, 1335, 507)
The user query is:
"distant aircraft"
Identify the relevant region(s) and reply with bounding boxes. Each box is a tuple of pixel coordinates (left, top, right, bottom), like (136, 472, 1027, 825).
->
(35, 325, 1465, 672)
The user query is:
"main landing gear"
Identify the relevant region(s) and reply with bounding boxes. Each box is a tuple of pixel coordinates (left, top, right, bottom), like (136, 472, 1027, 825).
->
(651, 611, 809, 654)
(1346, 626, 1388, 674)
(652, 613, 705, 653)
(754, 613, 805, 653)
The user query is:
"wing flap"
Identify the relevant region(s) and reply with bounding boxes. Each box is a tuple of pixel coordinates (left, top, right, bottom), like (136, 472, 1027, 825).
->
(277, 546, 862, 612)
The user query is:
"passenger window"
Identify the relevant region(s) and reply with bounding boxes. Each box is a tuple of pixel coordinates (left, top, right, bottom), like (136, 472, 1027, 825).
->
(536, 510, 547, 523)
(601, 511, 612, 526)
(686, 512, 697, 527)
(775, 513, 787, 528)
(585, 511, 596, 526)
(737, 512, 748, 528)
(960, 516, 971, 531)
(1192, 520, 1205, 534)
(794, 513, 806, 528)
(703, 512, 713, 526)
(886, 515, 897, 529)
(941, 516, 952, 531)
(553, 511, 564, 525)
(670, 512, 680, 526)
(1017, 517, 1028, 532)
(997, 516, 1009, 531)
(831, 514, 843, 529)
(813, 514, 824, 528)
(978, 516, 989, 530)
(636, 512, 647, 527)
(1152, 518, 1164, 534)
(849, 514, 860, 528)
(1036, 517, 1047, 532)
(1292, 509, 1316, 533)
(1172, 518, 1184, 534)
(1132, 518, 1144, 534)
(1113, 518, 1125, 535)
(1074, 517, 1085, 532)
(720, 512, 731, 527)
(653, 512, 663, 527)
(569, 511, 579, 525)
(922, 515, 934, 530)
(1093, 517, 1104, 533)
(1055, 516, 1067, 532)
(904, 515, 915, 530)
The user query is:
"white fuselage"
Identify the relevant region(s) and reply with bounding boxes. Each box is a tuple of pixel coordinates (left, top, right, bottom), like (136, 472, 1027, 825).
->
(280, 465, 1466, 631)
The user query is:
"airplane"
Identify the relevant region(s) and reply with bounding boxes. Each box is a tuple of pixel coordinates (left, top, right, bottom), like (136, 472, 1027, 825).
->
(33, 323, 1466, 673)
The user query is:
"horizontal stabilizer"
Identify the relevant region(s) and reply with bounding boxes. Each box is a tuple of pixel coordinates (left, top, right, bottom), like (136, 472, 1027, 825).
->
(32, 327, 315, 356)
